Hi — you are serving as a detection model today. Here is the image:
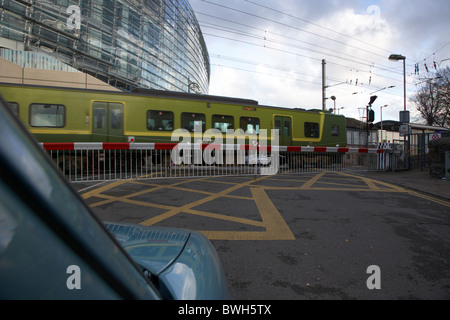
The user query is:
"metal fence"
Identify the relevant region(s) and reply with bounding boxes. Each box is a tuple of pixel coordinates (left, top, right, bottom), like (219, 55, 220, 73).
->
(39, 142, 401, 182)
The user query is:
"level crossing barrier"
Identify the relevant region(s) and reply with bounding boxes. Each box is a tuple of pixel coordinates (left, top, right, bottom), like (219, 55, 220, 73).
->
(39, 142, 394, 182)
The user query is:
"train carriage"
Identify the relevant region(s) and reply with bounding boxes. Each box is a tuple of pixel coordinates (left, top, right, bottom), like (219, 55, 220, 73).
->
(0, 82, 346, 148)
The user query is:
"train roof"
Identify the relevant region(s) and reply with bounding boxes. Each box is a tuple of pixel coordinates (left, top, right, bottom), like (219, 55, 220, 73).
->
(133, 89, 329, 115)
(132, 88, 259, 107)
(0, 82, 338, 115)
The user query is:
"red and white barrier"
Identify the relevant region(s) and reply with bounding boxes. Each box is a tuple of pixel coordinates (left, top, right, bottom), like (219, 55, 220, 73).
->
(40, 142, 383, 154)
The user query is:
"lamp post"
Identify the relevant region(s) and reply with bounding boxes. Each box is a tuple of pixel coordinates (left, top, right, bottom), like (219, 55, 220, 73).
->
(370, 85, 396, 95)
(389, 53, 409, 168)
(388, 54, 407, 114)
(380, 105, 389, 143)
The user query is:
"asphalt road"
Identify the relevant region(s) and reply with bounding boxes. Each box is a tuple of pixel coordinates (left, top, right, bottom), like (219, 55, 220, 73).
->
(74, 172, 450, 300)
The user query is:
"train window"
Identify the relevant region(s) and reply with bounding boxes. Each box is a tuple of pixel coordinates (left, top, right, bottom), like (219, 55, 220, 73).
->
(110, 107, 122, 130)
(30, 104, 65, 127)
(284, 120, 290, 136)
(275, 119, 281, 130)
(305, 122, 320, 138)
(240, 117, 260, 135)
(181, 112, 205, 132)
(94, 108, 106, 129)
(212, 115, 234, 133)
(8, 102, 19, 117)
(147, 110, 174, 131)
(331, 125, 340, 137)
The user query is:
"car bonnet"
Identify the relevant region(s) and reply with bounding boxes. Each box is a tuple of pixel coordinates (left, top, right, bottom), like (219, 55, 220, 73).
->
(105, 223, 190, 276)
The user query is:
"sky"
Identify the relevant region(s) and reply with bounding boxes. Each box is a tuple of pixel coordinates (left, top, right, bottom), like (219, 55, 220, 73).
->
(189, 0, 450, 124)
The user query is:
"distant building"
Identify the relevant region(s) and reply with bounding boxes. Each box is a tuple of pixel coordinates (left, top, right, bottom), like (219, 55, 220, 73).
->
(0, 0, 209, 93)
(346, 117, 378, 147)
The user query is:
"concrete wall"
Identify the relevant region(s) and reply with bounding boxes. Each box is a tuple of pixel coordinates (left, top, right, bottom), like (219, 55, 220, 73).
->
(0, 57, 121, 91)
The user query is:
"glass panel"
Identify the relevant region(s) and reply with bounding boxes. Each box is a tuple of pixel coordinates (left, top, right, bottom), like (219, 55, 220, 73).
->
(240, 117, 260, 135)
(110, 107, 122, 130)
(212, 115, 234, 133)
(147, 110, 174, 131)
(181, 112, 205, 132)
(94, 107, 106, 129)
(284, 120, 290, 136)
(331, 125, 340, 137)
(30, 104, 65, 127)
(305, 122, 320, 138)
(275, 120, 281, 130)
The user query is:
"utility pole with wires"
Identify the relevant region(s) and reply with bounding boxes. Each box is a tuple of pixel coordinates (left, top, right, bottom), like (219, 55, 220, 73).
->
(322, 59, 326, 111)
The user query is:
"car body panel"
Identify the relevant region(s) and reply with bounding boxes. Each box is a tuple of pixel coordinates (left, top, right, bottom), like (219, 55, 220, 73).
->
(0, 93, 229, 300)
(106, 223, 229, 300)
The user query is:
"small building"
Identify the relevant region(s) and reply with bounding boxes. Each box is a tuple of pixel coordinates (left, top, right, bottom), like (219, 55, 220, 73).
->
(346, 117, 378, 148)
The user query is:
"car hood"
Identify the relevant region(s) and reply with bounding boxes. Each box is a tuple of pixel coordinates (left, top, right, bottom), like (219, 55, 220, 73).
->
(105, 223, 189, 276)
(104, 223, 229, 300)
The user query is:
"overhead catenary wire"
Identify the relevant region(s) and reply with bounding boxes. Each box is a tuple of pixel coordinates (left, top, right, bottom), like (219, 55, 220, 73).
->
(243, 0, 393, 55)
(210, 60, 405, 101)
(196, 0, 416, 107)
(195, 5, 410, 84)
(200, 0, 401, 64)
(202, 30, 413, 87)
(198, 17, 401, 74)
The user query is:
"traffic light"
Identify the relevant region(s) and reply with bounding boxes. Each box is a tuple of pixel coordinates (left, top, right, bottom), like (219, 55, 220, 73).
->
(368, 109, 375, 123)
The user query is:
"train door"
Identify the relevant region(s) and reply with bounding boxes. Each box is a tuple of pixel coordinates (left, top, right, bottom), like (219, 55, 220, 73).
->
(92, 102, 124, 142)
(274, 116, 292, 146)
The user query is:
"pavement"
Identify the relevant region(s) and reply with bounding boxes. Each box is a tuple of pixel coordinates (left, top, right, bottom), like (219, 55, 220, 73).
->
(362, 169, 450, 202)
(73, 168, 450, 299)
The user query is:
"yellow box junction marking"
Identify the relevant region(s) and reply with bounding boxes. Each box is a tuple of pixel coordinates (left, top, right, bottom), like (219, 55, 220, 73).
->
(81, 172, 449, 241)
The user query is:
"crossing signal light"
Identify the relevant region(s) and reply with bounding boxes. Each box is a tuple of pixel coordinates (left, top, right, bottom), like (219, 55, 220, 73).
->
(368, 109, 375, 123)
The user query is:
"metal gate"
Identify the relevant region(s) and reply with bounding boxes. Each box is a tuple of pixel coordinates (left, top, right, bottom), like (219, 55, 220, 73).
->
(40, 142, 398, 182)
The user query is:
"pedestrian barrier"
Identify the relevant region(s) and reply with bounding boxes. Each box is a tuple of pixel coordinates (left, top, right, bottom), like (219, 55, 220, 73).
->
(39, 142, 399, 182)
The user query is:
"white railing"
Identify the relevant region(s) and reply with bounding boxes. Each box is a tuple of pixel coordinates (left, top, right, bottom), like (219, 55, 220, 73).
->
(39, 142, 399, 182)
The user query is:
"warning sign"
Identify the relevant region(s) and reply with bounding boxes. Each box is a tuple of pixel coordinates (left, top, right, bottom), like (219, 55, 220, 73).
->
(399, 124, 410, 136)
(429, 133, 441, 141)
(430, 133, 441, 141)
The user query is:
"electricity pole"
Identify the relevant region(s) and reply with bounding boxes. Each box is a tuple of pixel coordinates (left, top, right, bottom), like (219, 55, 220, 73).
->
(322, 59, 326, 111)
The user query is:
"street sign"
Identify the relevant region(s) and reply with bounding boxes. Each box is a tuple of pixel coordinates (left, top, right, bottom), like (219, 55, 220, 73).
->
(399, 111, 410, 123)
(430, 133, 441, 141)
(399, 124, 410, 136)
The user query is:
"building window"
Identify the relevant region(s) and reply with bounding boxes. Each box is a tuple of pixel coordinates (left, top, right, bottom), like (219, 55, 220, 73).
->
(147, 110, 174, 131)
(30, 104, 65, 127)
(212, 115, 234, 133)
(305, 122, 320, 138)
(181, 112, 205, 132)
(240, 117, 260, 134)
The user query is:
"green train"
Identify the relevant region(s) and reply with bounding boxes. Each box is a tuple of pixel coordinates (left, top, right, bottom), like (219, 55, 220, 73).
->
(0, 82, 346, 147)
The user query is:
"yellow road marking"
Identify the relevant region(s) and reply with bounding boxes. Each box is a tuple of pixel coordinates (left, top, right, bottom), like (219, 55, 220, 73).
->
(80, 171, 449, 242)
(406, 190, 450, 208)
(82, 174, 295, 241)
(336, 172, 450, 207)
(139, 175, 271, 227)
(84, 178, 193, 207)
(81, 180, 126, 199)
(250, 187, 295, 240)
(300, 172, 326, 189)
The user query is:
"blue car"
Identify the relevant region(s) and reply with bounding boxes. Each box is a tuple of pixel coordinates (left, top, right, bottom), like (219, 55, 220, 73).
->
(0, 93, 229, 300)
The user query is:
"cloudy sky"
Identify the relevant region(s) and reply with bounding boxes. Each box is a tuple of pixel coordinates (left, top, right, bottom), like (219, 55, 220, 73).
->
(189, 0, 450, 124)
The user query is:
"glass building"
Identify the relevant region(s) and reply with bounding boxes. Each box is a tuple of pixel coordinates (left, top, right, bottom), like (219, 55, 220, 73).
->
(0, 0, 210, 93)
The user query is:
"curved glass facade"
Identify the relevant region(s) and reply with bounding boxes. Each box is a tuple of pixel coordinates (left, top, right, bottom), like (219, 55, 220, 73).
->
(0, 0, 210, 93)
